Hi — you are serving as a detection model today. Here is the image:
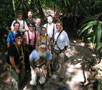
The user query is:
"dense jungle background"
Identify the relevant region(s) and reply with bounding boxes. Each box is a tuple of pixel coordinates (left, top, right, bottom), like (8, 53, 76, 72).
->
(1, 0, 102, 90)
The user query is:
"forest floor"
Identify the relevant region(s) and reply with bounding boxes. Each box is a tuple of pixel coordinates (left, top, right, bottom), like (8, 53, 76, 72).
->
(0, 37, 99, 90)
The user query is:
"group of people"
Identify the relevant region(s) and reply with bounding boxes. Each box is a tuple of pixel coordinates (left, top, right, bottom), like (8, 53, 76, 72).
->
(7, 10, 69, 90)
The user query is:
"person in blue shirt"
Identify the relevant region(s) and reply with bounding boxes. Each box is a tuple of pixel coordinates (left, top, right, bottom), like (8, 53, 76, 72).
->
(29, 42, 52, 89)
(7, 22, 21, 48)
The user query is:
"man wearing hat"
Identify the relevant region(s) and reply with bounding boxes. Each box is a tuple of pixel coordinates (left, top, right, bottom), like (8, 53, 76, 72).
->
(29, 42, 52, 89)
(8, 33, 25, 90)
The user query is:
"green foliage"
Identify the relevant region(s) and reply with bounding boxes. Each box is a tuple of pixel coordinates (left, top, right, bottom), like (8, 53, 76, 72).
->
(79, 14, 102, 53)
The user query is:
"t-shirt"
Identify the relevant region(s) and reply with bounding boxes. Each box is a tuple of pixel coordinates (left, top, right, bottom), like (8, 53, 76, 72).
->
(6, 32, 16, 44)
(8, 44, 23, 65)
(44, 23, 57, 38)
(35, 26, 41, 35)
(23, 31, 39, 46)
(29, 49, 52, 62)
(11, 19, 29, 32)
(54, 30, 69, 50)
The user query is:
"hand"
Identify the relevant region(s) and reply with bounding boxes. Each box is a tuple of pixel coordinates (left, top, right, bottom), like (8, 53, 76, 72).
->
(34, 68, 38, 74)
(42, 68, 47, 78)
(16, 68, 20, 74)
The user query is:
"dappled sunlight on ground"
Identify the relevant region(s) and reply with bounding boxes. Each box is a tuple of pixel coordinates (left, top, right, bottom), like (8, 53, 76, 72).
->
(63, 39, 97, 90)
(0, 39, 98, 90)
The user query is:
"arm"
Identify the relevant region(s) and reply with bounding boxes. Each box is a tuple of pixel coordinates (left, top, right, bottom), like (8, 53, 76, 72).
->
(45, 49, 52, 69)
(22, 21, 29, 32)
(7, 43, 10, 48)
(9, 56, 20, 74)
(10, 20, 15, 31)
(45, 60, 50, 69)
(36, 37, 39, 49)
(48, 37, 52, 55)
(6, 33, 11, 48)
(63, 32, 69, 51)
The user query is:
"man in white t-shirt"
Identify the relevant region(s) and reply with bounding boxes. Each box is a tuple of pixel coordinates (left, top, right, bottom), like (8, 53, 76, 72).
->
(53, 21, 69, 82)
(11, 10, 29, 32)
(44, 15, 57, 39)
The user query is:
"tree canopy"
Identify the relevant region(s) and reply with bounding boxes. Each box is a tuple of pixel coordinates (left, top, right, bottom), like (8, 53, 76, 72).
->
(1, 0, 102, 54)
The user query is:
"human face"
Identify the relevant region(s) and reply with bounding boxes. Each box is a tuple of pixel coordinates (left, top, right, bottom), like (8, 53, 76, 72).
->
(47, 16, 53, 24)
(41, 28, 46, 36)
(18, 13, 23, 20)
(39, 45, 46, 52)
(28, 11, 32, 18)
(14, 23, 20, 32)
(29, 24, 34, 31)
(35, 18, 41, 26)
(15, 36, 23, 45)
(56, 23, 62, 32)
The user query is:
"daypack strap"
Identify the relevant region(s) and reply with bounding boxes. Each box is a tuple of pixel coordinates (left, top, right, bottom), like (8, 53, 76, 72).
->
(27, 30, 36, 48)
(39, 36, 48, 46)
(11, 31, 15, 41)
(14, 42, 24, 57)
(27, 31, 31, 44)
(55, 30, 63, 50)
(52, 24, 55, 41)
(34, 27, 36, 48)
(23, 20, 25, 29)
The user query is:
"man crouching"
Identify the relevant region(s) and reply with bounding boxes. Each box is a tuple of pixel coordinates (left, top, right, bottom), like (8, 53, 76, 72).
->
(29, 42, 52, 89)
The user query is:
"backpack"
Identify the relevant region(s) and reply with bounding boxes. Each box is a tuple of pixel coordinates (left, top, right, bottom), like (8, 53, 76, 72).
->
(57, 86, 70, 90)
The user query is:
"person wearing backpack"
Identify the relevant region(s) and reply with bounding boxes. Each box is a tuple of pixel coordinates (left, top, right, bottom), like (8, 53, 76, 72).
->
(43, 15, 57, 53)
(36, 27, 52, 78)
(53, 21, 69, 81)
(7, 22, 21, 48)
(23, 23, 39, 71)
(11, 10, 29, 33)
(8, 33, 25, 90)
(26, 10, 35, 26)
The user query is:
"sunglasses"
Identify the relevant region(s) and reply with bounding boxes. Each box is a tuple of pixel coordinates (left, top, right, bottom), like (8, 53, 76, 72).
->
(16, 38, 22, 39)
(29, 26, 33, 27)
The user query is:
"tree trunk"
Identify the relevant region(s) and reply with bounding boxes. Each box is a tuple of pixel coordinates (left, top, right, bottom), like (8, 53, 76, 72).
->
(37, 0, 44, 18)
(12, 0, 16, 19)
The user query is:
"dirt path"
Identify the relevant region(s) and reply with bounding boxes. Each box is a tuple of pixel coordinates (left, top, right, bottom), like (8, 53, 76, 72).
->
(0, 38, 97, 90)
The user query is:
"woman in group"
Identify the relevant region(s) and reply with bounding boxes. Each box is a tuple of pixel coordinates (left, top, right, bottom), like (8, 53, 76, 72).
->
(36, 27, 52, 77)
(23, 23, 39, 71)
(36, 27, 51, 54)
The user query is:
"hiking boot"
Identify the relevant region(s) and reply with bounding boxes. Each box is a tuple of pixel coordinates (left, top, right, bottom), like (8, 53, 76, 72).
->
(40, 84, 45, 89)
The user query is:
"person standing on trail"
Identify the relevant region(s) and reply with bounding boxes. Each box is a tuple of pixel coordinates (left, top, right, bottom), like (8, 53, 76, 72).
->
(29, 43, 52, 89)
(34, 17, 41, 35)
(11, 10, 29, 33)
(53, 21, 69, 81)
(7, 22, 21, 48)
(8, 33, 25, 90)
(44, 15, 57, 47)
(23, 23, 39, 71)
(26, 10, 35, 26)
